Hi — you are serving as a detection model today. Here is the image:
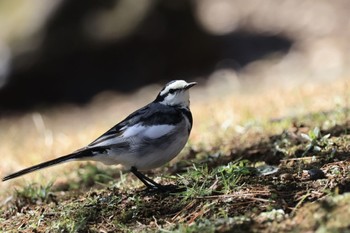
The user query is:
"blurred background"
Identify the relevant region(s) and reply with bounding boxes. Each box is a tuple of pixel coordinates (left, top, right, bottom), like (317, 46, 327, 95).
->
(1, 0, 350, 190)
(0, 0, 349, 113)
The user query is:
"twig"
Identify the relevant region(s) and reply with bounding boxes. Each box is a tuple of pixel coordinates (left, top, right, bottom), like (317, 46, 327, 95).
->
(280, 156, 319, 162)
(195, 193, 273, 203)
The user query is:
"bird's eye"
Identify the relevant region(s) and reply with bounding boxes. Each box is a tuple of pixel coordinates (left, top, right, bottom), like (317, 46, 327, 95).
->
(169, 89, 175, 94)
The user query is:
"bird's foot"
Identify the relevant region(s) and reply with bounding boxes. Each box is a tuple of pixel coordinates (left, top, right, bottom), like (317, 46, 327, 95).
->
(142, 184, 186, 194)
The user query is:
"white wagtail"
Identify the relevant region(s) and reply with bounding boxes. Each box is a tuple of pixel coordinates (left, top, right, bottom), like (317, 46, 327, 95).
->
(2, 80, 196, 191)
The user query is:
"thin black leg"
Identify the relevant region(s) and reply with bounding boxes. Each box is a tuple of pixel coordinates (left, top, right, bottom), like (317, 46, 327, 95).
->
(130, 167, 186, 193)
(130, 166, 165, 190)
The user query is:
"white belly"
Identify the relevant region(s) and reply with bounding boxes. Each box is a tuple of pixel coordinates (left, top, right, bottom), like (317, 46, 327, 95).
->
(133, 133, 189, 170)
(90, 121, 190, 171)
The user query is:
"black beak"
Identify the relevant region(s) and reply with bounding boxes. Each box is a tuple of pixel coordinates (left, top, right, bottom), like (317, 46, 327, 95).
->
(185, 82, 197, 90)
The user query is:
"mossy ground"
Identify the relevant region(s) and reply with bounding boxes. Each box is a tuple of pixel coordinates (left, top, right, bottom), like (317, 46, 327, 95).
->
(1, 78, 350, 232)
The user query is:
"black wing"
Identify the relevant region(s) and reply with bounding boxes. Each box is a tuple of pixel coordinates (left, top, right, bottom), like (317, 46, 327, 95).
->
(88, 102, 185, 147)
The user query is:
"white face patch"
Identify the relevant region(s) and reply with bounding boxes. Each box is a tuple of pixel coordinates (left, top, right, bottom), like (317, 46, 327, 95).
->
(122, 124, 175, 139)
(160, 90, 190, 107)
(159, 80, 193, 107)
(160, 80, 188, 96)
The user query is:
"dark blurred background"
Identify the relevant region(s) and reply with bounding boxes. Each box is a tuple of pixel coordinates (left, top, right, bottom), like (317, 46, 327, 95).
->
(0, 0, 349, 113)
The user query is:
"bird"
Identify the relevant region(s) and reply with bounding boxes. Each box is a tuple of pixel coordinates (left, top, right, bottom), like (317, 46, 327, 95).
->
(2, 80, 197, 192)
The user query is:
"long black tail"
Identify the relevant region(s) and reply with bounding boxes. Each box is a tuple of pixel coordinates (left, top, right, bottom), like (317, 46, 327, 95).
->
(2, 151, 89, 181)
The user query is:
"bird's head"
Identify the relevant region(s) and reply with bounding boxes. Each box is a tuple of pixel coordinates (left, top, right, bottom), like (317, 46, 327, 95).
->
(155, 80, 197, 107)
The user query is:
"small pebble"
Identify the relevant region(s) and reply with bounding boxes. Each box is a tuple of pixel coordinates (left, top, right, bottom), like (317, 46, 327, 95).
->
(256, 165, 279, 176)
(280, 173, 293, 181)
(307, 169, 325, 180)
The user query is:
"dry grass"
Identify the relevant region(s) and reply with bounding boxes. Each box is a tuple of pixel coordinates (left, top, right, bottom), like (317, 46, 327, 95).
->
(1, 77, 349, 192)
(1, 76, 350, 232)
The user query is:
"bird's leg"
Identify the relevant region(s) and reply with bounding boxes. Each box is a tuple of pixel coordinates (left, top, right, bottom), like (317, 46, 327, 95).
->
(130, 166, 165, 191)
(130, 167, 186, 193)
